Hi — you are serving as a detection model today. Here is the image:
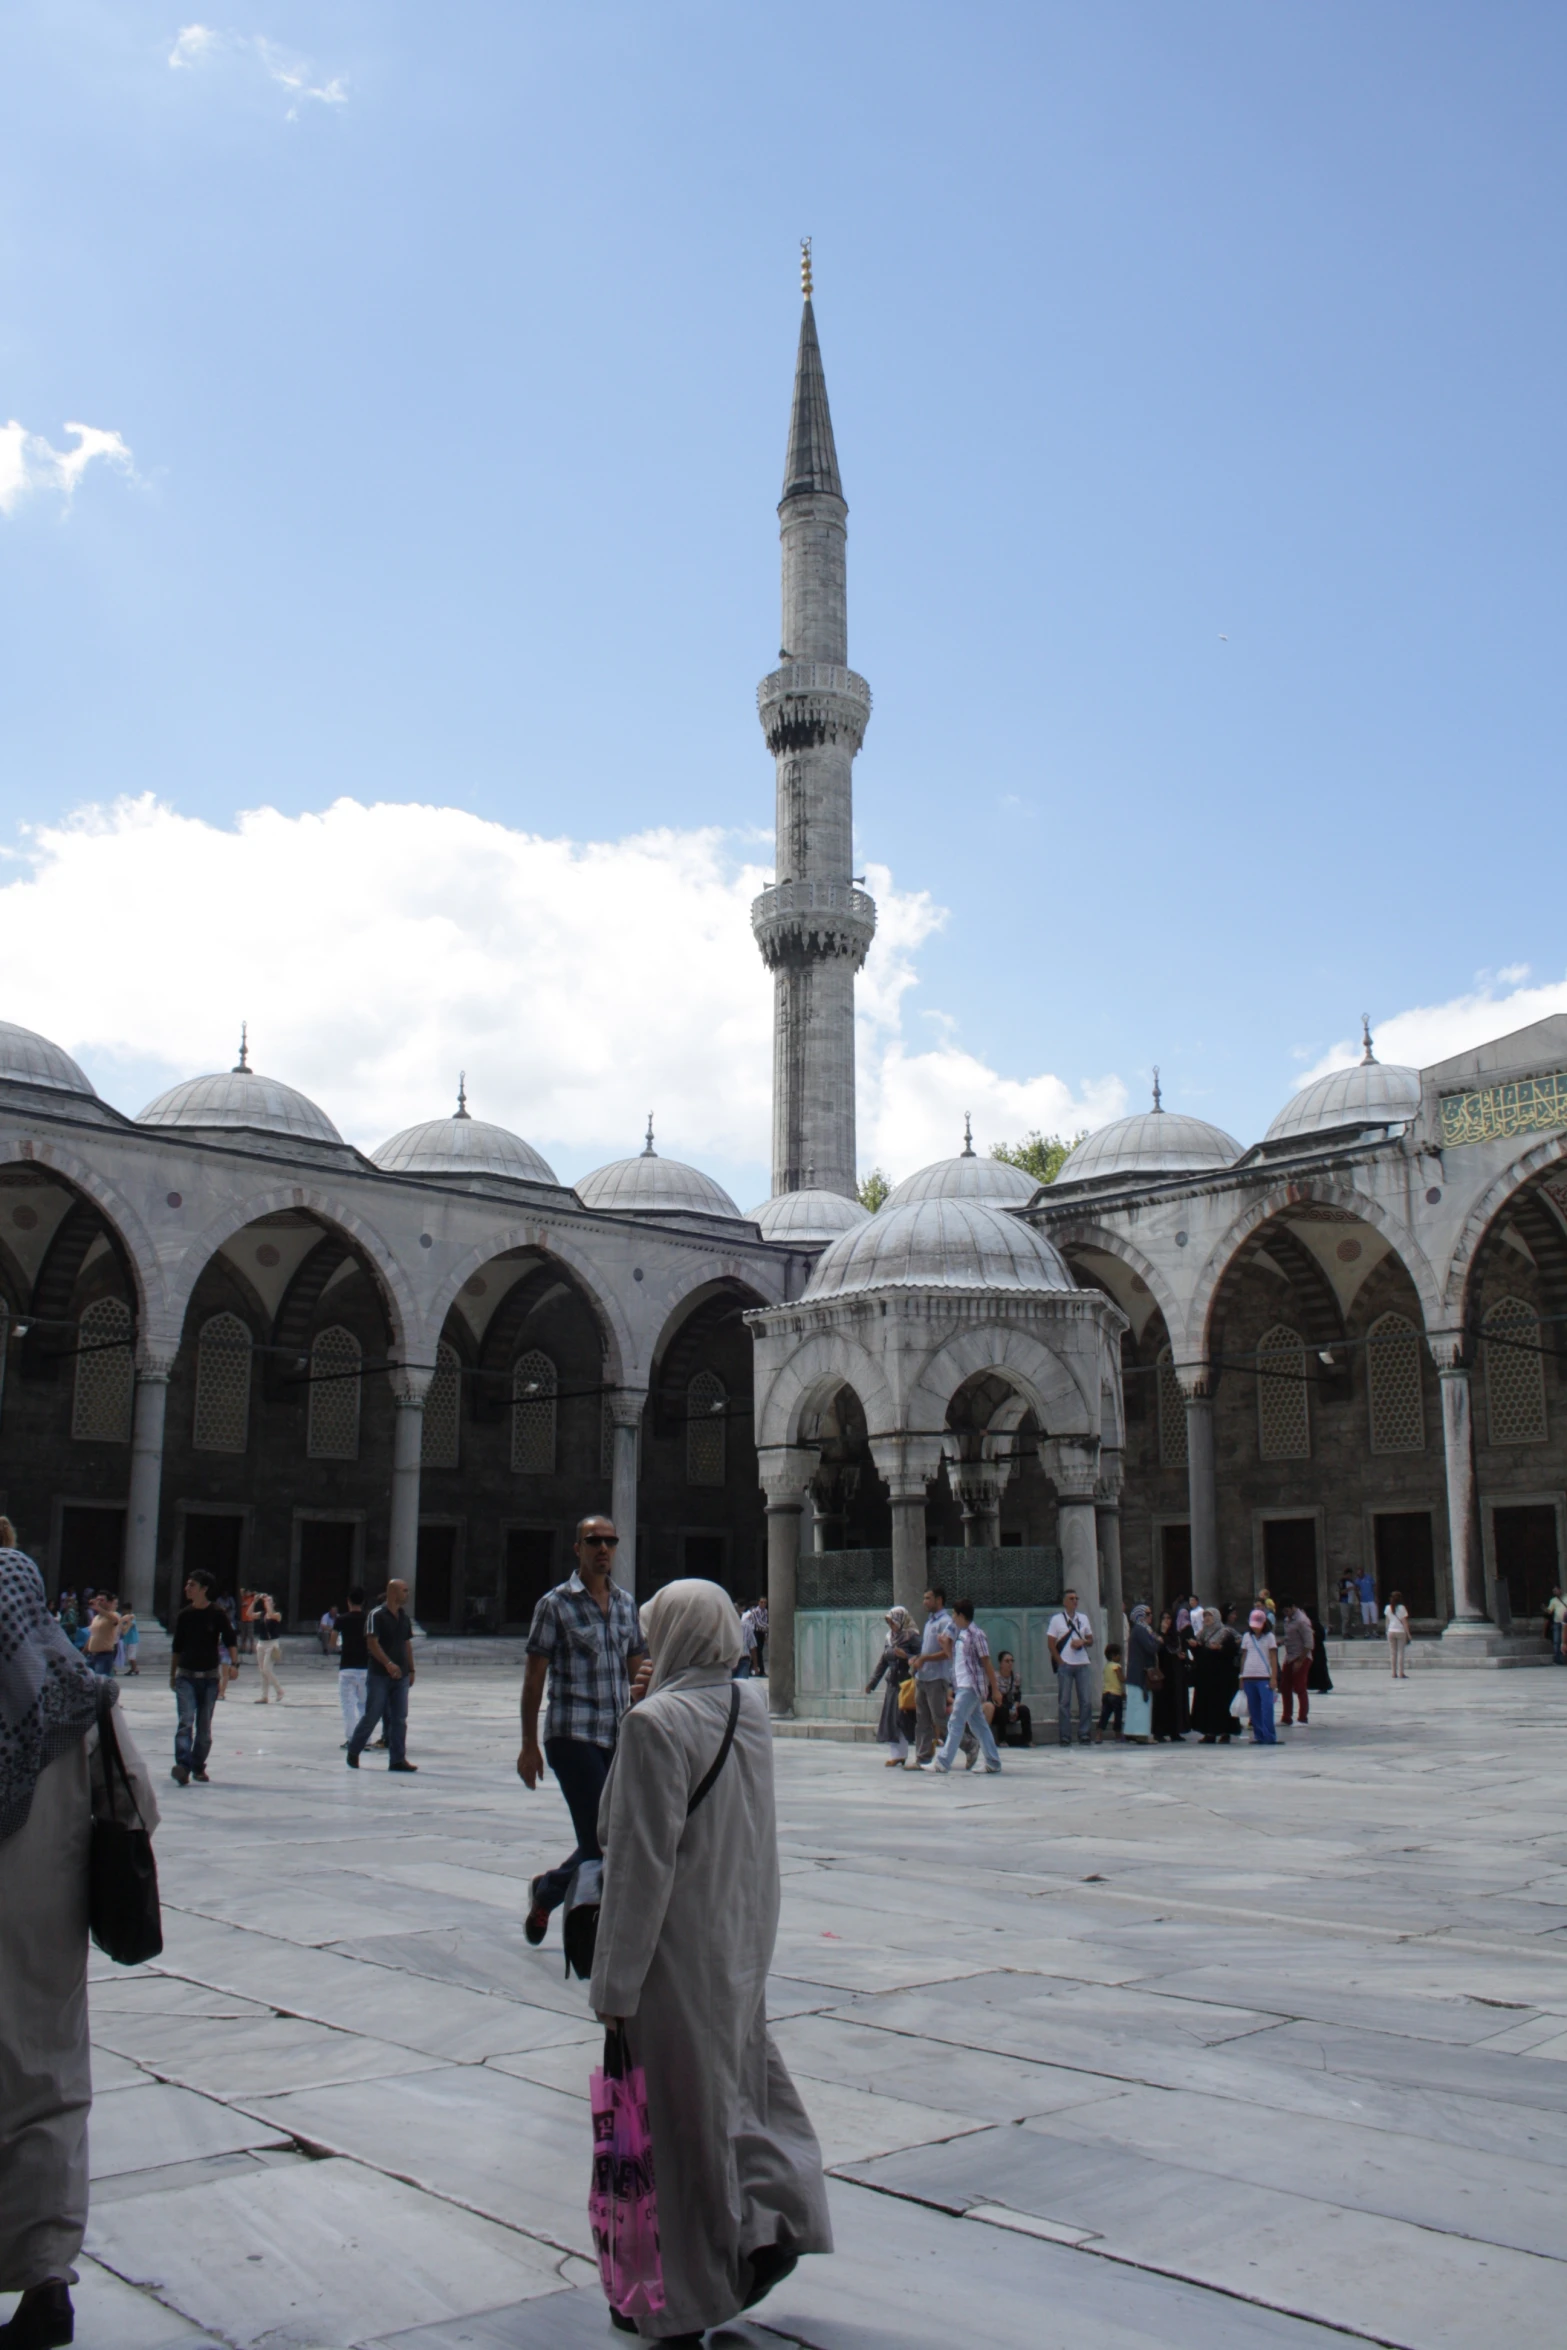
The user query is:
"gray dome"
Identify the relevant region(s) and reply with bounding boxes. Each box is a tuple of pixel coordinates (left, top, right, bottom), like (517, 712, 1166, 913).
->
(804, 1196, 1074, 1301)
(1267, 1052, 1421, 1146)
(886, 1150, 1037, 1209)
(749, 1188, 872, 1243)
(139, 1063, 342, 1145)
(374, 1099, 557, 1186)
(0, 1021, 96, 1099)
(577, 1132, 741, 1220)
(1054, 1105, 1240, 1188)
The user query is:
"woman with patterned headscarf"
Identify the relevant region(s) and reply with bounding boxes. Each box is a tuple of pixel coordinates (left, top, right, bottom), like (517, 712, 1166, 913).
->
(865, 1604, 920, 1766)
(0, 1533, 158, 2350)
(590, 1580, 831, 2344)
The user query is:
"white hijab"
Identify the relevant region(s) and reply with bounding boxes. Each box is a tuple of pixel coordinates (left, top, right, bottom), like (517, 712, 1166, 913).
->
(640, 1578, 744, 1694)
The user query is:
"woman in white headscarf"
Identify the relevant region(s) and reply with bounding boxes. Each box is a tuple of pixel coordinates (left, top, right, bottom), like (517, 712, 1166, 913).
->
(0, 1534, 158, 2350)
(590, 1579, 831, 2344)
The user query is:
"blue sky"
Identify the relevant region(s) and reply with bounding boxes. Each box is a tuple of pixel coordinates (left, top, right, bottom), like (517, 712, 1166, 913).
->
(3, 3, 1564, 1205)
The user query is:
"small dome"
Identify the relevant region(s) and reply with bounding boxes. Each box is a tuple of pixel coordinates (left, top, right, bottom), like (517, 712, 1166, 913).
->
(886, 1129, 1037, 1209)
(577, 1122, 741, 1220)
(374, 1085, 557, 1185)
(1054, 1097, 1240, 1188)
(139, 1037, 341, 1145)
(749, 1189, 872, 1243)
(804, 1196, 1074, 1301)
(0, 1020, 96, 1099)
(1267, 1041, 1421, 1146)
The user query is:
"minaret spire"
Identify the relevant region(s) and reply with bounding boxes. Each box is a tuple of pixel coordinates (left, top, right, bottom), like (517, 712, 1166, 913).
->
(751, 252, 876, 1199)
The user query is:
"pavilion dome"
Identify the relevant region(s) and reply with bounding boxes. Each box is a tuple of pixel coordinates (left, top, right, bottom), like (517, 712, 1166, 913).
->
(885, 1126, 1038, 1209)
(374, 1085, 557, 1185)
(749, 1188, 871, 1244)
(138, 1037, 341, 1145)
(576, 1123, 742, 1220)
(1052, 1085, 1239, 1189)
(804, 1195, 1074, 1301)
(1266, 1029, 1422, 1146)
(0, 1020, 97, 1099)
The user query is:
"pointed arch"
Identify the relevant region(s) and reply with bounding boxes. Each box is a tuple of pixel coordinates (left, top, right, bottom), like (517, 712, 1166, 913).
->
(0, 1131, 164, 1336)
(168, 1183, 418, 1364)
(1187, 1178, 1439, 1366)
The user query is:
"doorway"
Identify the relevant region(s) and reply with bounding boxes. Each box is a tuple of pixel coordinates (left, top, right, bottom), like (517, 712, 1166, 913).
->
(1373, 1512, 1437, 1618)
(181, 1512, 242, 1610)
(1158, 1522, 1191, 1614)
(297, 1519, 357, 1627)
(682, 1532, 729, 1589)
(503, 1526, 556, 1630)
(1262, 1517, 1317, 1611)
(58, 1505, 126, 1598)
(416, 1523, 458, 1627)
(1492, 1504, 1559, 1624)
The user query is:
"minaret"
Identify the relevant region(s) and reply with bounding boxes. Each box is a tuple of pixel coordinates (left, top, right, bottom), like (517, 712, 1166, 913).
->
(751, 243, 876, 1200)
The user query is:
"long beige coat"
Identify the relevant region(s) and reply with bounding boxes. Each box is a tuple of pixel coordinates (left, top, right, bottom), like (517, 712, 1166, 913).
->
(590, 1667, 831, 2340)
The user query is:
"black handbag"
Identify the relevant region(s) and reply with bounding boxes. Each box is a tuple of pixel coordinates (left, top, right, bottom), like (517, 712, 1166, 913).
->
(89, 1697, 164, 1966)
(562, 1684, 741, 1982)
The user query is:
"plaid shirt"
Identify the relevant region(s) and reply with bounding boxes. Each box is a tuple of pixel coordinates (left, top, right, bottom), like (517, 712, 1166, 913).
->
(525, 1573, 646, 1749)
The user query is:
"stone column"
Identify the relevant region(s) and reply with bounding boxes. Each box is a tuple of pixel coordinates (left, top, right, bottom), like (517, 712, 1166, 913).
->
(1096, 1446, 1125, 1646)
(387, 1368, 432, 1613)
(1183, 1373, 1218, 1592)
(123, 1345, 176, 1620)
(1045, 1437, 1103, 1698)
(870, 1436, 945, 1618)
(758, 1446, 817, 1719)
(608, 1391, 646, 1595)
(1433, 1346, 1488, 1630)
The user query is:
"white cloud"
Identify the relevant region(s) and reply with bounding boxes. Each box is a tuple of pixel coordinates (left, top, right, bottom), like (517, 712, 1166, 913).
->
(169, 25, 347, 109)
(1301, 967, 1567, 1087)
(0, 795, 1120, 1194)
(0, 420, 135, 516)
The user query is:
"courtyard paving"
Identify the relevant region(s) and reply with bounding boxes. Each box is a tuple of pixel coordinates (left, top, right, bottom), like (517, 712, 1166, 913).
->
(28, 1650, 1567, 2350)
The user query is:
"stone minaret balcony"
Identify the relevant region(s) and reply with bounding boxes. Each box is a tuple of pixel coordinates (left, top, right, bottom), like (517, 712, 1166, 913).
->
(751, 877, 877, 973)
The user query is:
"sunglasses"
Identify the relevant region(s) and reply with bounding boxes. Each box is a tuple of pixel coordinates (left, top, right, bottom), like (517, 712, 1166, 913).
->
(582, 1533, 620, 1548)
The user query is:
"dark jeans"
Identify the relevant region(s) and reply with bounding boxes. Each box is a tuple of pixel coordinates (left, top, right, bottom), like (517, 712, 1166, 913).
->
(1097, 1693, 1124, 1737)
(87, 1651, 116, 1678)
(174, 1673, 220, 1771)
(536, 1736, 613, 1911)
(348, 1673, 410, 1765)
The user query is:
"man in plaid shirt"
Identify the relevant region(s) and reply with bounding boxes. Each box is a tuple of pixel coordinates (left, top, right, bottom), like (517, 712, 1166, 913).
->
(519, 1515, 648, 1947)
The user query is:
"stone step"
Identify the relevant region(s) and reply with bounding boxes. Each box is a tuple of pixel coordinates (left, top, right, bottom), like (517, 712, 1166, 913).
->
(1324, 1635, 1551, 1669)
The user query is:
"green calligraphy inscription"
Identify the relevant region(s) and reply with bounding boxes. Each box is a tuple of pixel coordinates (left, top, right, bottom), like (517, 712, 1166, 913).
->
(1438, 1069, 1567, 1147)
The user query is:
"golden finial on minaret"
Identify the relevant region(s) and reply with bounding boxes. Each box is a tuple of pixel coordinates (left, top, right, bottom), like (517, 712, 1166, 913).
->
(800, 237, 813, 299)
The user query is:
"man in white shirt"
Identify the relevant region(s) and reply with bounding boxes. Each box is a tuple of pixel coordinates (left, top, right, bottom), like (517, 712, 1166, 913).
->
(1048, 1589, 1095, 1748)
(921, 1600, 1002, 1774)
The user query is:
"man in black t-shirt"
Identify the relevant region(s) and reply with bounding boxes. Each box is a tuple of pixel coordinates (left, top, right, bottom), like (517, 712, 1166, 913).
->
(169, 1568, 240, 1785)
(334, 1585, 370, 1748)
(346, 1578, 417, 1772)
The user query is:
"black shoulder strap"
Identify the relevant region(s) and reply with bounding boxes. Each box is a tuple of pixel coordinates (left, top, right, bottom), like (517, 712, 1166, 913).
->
(686, 1684, 741, 1818)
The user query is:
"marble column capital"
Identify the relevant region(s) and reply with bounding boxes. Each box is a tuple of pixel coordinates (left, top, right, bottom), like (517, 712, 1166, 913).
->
(1041, 1434, 1100, 1501)
(1428, 1334, 1471, 1376)
(869, 1431, 946, 1502)
(133, 1344, 179, 1383)
(605, 1386, 648, 1429)
(758, 1444, 818, 1509)
(1173, 1360, 1216, 1402)
(391, 1366, 433, 1407)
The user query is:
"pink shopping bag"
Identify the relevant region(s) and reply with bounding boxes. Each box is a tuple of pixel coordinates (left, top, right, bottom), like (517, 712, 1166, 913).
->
(589, 2024, 665, 2321)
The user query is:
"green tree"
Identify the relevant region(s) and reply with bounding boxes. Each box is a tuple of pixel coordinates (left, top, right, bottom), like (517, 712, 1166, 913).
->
(857, 1167, 892, 1211)
(990, 1131, 1084, 1186)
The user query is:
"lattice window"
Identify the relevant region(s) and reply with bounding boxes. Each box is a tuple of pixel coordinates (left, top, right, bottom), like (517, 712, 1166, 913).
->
(1256, 1324, 1310, 1460)
(423, 1341, 461, 1469)
(193, 1312, 251, 1452)
(687, 1368, 726, 1486)
(1367, 1311, 1425, 1454)
(307, 1325, 362, 1460)
(1485, 1296, 1547, 1446)
(1157, 1346, 1187, 1470)
(73, 1296, 133, 1443)
(511, 1350, 557, 1475)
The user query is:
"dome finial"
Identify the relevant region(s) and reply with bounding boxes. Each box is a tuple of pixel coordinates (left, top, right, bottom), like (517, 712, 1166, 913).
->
(1361, 1014, 1377, 1066)
(454, 1071, 470, 1121)
(1151, 1065, 1162, 1113)
(643, 1113, 656, 1158)
(233, 1021, 250, 1075)
(961, 1113, 975, 1158)
(800, 236, 812, 299)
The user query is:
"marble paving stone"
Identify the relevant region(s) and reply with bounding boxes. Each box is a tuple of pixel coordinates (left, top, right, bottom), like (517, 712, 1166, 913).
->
(238, 2065, 600, 2256)
(87, 2082, 293, 2178)
(92, 2011, 453, 2098)
(324, 1925, 593, 2018)
(768, 2012, 1124, 2122)
(88, 1973, 276, 2019)
(85, 2156, 567, 2348)
(1130, 1966, 1539, 2043)
(89, 2046, 152, 2092)
(28, 2254, 227, 2349)
(1264, 2019, 1567, 2110)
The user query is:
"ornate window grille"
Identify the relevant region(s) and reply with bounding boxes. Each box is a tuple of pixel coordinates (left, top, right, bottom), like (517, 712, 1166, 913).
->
(511, 1350, 557, 1475)
(423, 1341, 461, 1469)
(1157, 1346, 1187, 1470)
(72, 1297, 133, 1443)
(1485, 1296, 1547, 1446)
(307, 1325, 362, 1460)
(1256, 1324, 1309, 1460)
(193, 1312, 251, 1452)
(687, 1369, 726, 1486)
(1367, 1311, 1425, 1454)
